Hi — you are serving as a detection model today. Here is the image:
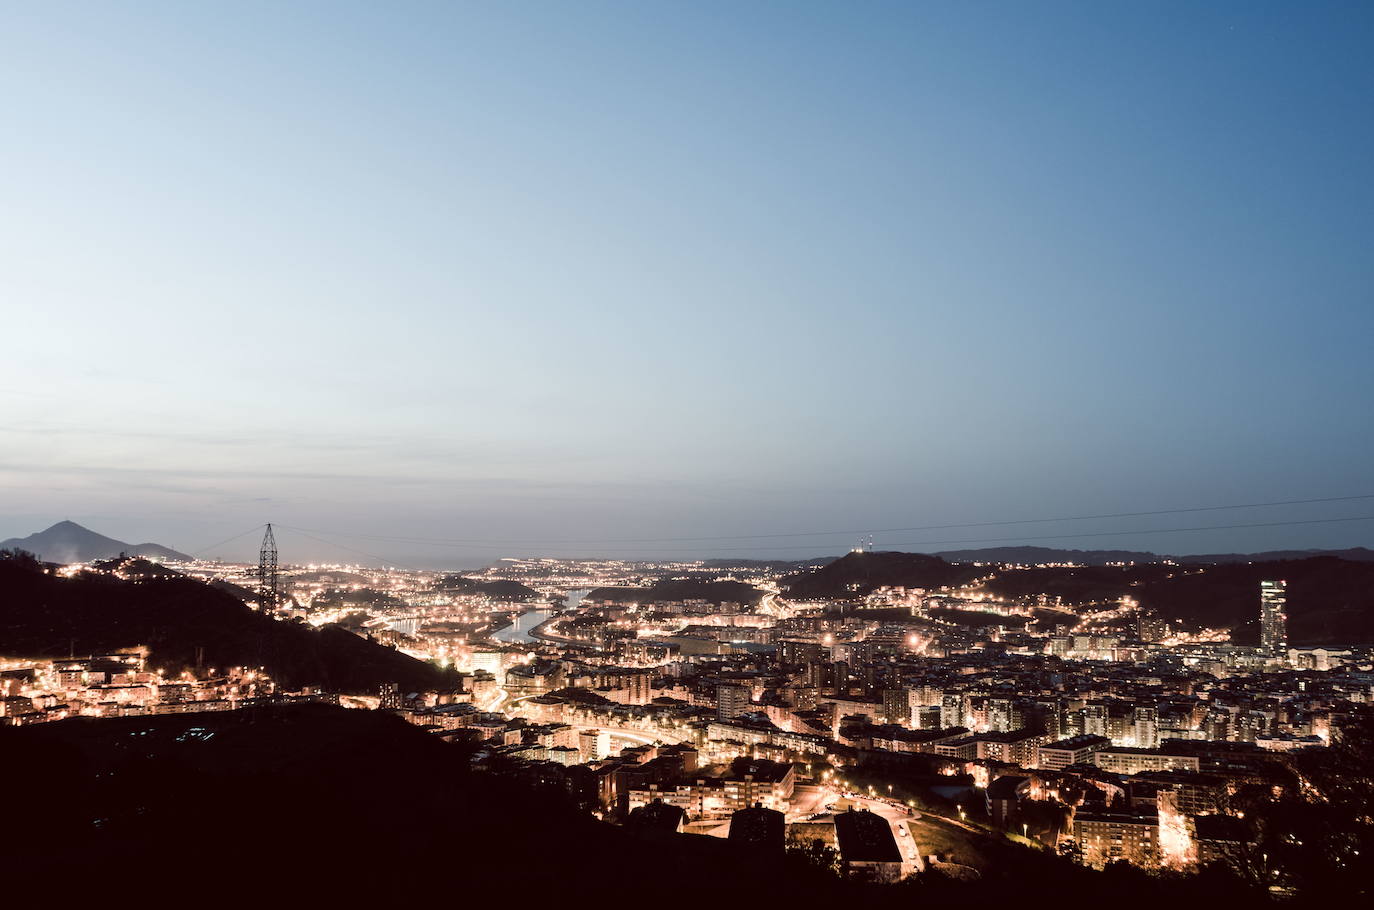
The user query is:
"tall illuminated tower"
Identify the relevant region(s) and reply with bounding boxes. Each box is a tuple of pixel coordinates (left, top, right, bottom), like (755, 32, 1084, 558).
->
(1259, 580, 1288, 657)
(257, 523, 280, 611)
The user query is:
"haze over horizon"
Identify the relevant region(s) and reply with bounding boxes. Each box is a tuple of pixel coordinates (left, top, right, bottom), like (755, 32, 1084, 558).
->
(3, 1, 1372, 565)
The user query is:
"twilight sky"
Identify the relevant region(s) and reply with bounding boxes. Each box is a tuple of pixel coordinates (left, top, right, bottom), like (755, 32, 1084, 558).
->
(2, 1, 1372, 567)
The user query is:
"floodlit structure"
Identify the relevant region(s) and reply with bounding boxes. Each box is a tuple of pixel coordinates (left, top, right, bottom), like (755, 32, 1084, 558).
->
(1259, 580, 1288, 657)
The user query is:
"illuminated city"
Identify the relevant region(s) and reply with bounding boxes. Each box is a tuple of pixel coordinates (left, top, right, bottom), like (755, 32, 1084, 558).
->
(5, 533, 1371, 901)
(3, 2, 1372, 904)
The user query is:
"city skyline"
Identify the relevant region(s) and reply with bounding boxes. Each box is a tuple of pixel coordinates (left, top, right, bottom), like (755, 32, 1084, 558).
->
(4, 3, 1373, 900)
(4, 508, 1374, 569)
(3, 2, 1373, 563)
(5, 541, 1367, 896)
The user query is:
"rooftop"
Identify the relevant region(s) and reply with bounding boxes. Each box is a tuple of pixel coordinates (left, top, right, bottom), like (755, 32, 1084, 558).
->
(833, 809, 902, 863)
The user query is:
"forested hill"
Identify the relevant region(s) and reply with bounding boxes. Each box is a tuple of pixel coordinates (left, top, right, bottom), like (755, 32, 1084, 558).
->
(782, 551, 987, 600)
(587, 578, 764, 606)
(983, 556, 1374, 646)
(932, 546, 1160, 565)
(0, 556, 452, 692)
(910, 545, 1374, 566)
(781, 549, 1374, 644)
(433, 575, 543, 602)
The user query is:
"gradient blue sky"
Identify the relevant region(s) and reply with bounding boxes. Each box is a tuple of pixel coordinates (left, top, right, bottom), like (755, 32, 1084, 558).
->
(2, 1, 1372, 566)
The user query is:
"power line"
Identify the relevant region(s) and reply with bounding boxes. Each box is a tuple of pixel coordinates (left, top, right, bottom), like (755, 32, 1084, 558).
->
(502, 513, 1374, 555)
(275, 493, 1374, 548)
(189, 522, 428, 572)
(274, 525, 428, 572)
(190, 524, 267, 556)
(761, 513, 1374, 554)
(814, 493, 1374, 540)
(278, 514, 1374, 557)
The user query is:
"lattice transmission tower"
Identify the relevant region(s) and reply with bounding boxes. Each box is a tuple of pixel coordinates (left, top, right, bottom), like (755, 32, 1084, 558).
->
(257, 523, 279, 610)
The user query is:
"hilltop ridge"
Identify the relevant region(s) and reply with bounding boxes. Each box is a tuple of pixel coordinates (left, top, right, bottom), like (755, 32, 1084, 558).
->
(778, 549, 1374, 645)
(0, 555, 450, 691)
(0, 520, 190, 564)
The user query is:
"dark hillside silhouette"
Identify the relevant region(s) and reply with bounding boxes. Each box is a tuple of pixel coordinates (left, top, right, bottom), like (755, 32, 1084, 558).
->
(0, 555, 450, 691)
(0, 704, 1273, 906)
(433, 574, 544, 601)
(983, 557, 1374, 644)
(782, 551, 986, 599)
(587, 578, 764, 605)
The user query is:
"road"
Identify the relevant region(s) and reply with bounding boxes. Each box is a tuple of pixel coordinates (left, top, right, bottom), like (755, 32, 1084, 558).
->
(756, 586, 793, 619)
(790, 783, 925, 873)
(554, 720, 692, 747)
(788, 783, 832, 819)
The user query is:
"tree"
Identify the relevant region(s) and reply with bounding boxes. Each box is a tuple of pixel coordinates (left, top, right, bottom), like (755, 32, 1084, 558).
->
(0, 548, 42, 572)
(1058, 838, 1084, 863)
(787, 837, 841, 876)
(1232, 706, 1374, 899)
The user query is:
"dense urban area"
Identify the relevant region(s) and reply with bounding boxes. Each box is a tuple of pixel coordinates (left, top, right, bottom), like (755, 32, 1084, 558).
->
(3, 522, 1372, 903)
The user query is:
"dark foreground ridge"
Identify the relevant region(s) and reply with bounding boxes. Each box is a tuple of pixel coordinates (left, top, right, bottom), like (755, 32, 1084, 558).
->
(0, 704, 1276, 906)
(0, 557, 451, 691)
(0, 705, 847, 901)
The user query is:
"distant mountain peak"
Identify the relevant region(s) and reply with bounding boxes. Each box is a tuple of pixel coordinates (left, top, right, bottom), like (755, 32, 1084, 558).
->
(0, 521, 190, 564)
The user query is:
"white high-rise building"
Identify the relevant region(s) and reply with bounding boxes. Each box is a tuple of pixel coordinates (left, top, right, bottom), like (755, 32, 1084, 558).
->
(716, 683, 751, 720)
(472, 649, 505, 683)
(1133, 706, 1159, 749)
(1260, 580, 1288, 657)
(579, 728, 611, 762)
